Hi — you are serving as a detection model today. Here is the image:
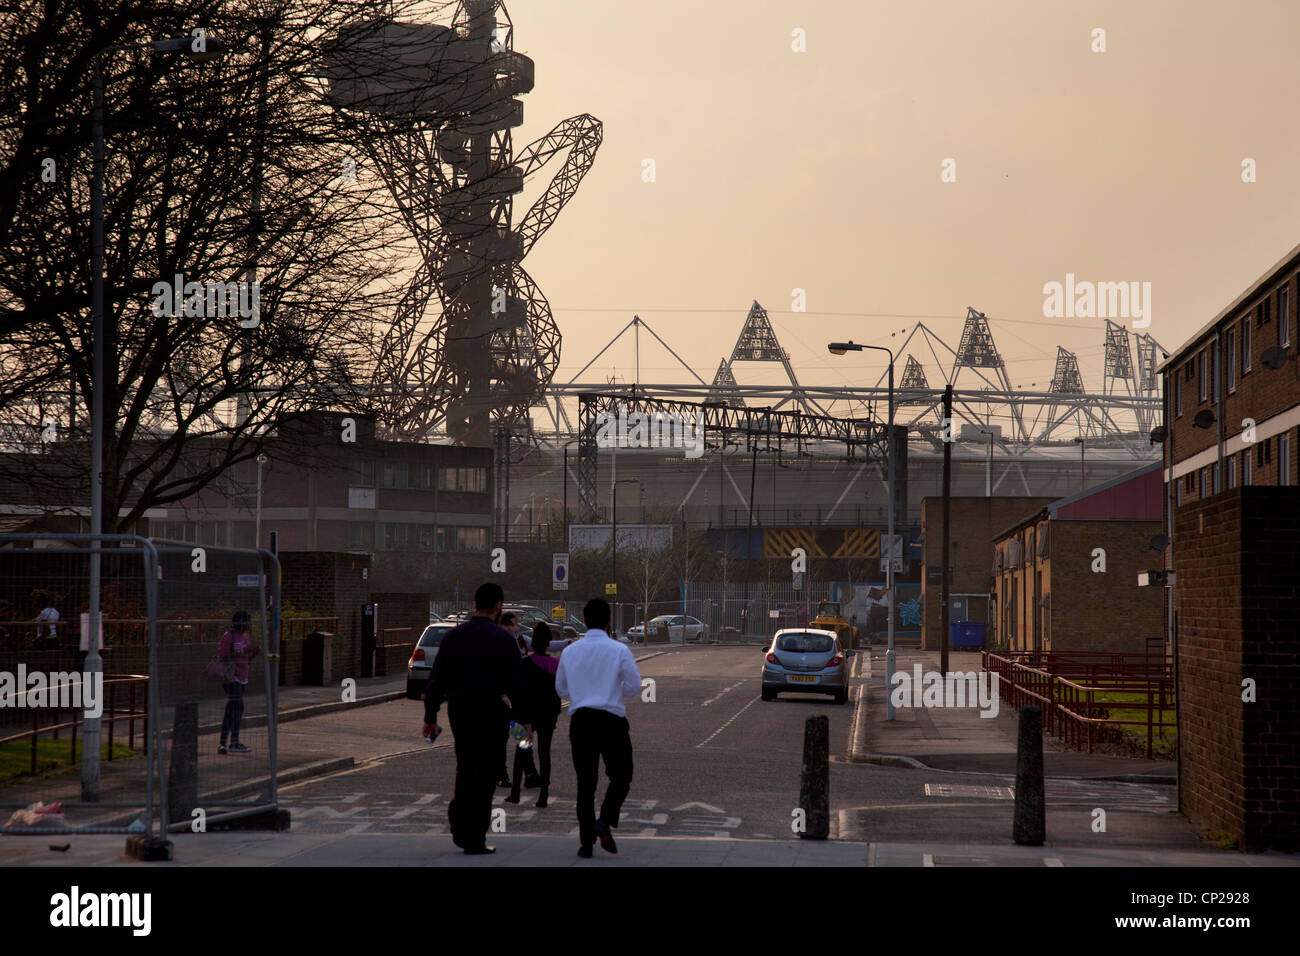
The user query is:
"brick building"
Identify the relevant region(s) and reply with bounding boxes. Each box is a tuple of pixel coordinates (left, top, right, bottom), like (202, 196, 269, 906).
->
(991, 463, 1164, 653)
(1159, 241, 1300, 851)
(918, 496, 1055, 650)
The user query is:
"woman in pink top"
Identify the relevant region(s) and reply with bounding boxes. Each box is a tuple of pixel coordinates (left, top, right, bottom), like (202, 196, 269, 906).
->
(217, 610, 260, 755)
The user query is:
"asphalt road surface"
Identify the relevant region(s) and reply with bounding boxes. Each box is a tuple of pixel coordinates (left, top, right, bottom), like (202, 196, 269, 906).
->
(279, 645, 1200, 853)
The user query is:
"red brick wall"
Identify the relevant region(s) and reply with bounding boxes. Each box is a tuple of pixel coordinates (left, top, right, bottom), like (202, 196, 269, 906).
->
(1049, 520, 1165, 653)
(280, 552, 371, 683)
(1175, 487, 1300, 851)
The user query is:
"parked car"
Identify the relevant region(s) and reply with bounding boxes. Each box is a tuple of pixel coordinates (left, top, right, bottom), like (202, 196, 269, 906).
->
(504, 605, 583, 647)
(406, 623, 455, 699)
(760, 628, 854, 704)
(626, 614, 707, 643)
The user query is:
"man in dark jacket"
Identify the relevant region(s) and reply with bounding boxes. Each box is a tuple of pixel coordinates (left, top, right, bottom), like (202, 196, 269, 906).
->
(422, 582, 521, 855)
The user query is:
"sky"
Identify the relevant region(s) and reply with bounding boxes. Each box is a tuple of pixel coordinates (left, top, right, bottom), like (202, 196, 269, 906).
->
(490, 0, 1300, 397)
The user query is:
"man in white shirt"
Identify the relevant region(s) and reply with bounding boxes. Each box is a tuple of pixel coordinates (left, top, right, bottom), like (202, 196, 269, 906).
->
(555, 597, 641, 858)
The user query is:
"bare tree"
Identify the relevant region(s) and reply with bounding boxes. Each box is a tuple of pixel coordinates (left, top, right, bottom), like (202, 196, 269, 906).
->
(0, 0, 439, 530)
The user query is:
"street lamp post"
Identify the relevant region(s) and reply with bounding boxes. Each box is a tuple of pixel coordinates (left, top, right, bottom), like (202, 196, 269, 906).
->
(828, 341, 896, 719)
(612, 477, 639, 632)
(86, 31, 228, 801)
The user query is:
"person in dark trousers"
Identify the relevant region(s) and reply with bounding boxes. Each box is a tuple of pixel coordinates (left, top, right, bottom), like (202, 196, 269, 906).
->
(555, 598, 641, 858)
(506, 621, 561, 808)
(218, 610, 260, 755)
(497, 611, 536, 788)
(422, 582, 522, 855)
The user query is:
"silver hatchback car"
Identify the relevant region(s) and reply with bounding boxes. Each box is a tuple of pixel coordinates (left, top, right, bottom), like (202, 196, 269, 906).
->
(406, 622, 455, 699)
(761, 628, 855, 704)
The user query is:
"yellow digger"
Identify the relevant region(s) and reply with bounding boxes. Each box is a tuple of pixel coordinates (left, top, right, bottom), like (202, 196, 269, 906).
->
(809, 600, 857, 646)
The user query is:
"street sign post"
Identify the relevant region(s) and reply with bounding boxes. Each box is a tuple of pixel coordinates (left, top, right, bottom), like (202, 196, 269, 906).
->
(552, 552, 569, 591)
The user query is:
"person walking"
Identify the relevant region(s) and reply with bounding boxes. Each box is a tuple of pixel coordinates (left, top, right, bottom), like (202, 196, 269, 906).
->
(422, 582, 522, 855)
(505, 621, 561, 808)
(496, 611, 534, 788)
(555, 597, 641, 858)
(218, 610, 260, 755)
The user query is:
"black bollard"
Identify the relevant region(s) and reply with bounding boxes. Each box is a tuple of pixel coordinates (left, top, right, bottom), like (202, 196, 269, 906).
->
(167, 699, 199, 825)
(1013, 705, 1046, 846)
(799, 714, 830, 840)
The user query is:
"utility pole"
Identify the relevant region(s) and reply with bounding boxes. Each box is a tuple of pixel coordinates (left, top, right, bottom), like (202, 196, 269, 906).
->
(941, 384, 953, 677)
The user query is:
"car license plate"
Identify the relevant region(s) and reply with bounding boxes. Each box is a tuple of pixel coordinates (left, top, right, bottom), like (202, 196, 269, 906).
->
(787, 675, 816, 683)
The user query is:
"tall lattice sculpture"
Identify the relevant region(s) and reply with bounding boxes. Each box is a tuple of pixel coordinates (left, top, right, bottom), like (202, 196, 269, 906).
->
(323, 1, 601, 443)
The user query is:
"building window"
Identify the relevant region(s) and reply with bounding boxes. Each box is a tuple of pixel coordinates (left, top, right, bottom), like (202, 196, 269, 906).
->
(1243, 451, 1252, 486)
(1256, 438, 1271, 467)
(1256, 299, 1271, 328)
(436, 525, 489, 553)
(1198, 349, 1208, 401)
(1281, 432, 1292, 486)
(379, 461, 410, 489)
(1226, 328, 1236, 392)
(1227, 454, 1236, 489)
(1199, 468, 1207, 499)
(1213, 462, 1221, 493)
(1242, 319, 1252, 375)
(1174, 370, 1183, 417)
(346, 522, 374, 551)
(377, 522, 438, 552)
(349, 458, 375, 487)
(1280, 286, 1291, 347)
(438, 465, 488, 493)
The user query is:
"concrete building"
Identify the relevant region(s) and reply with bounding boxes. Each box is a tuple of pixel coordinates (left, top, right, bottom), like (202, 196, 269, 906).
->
(918, 496, 1055, 650)
(991, 463, 1164, 654)
(1158, 241, 1300, 851)
(142, 412, 494, 593)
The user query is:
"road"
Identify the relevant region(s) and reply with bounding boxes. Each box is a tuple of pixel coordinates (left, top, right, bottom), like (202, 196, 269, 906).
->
(278, 645, 1204, 857)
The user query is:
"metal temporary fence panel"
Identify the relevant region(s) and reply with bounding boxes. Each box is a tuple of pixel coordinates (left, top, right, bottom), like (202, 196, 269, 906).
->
(149, 542, 280, 833)
(0, 534, 163, 838)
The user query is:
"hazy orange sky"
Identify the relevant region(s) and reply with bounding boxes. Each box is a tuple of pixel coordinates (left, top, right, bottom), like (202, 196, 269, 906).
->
(496, 0, 1300, 399)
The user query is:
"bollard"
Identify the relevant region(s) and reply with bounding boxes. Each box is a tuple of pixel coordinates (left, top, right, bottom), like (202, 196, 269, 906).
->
(1013, 704, 1046, 846)
(798, 714, 830, 840)
(167, 699, 199, 825)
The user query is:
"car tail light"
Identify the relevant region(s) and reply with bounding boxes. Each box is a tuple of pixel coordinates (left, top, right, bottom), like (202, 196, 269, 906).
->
(826, 654, 843, 667)
(411, 648, 425, 663)
(765, 652, 778, 664)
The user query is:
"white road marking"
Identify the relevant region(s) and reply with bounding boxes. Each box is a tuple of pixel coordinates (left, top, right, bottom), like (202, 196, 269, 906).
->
(696, 695, 761, 748)
(1044, 857, 1064, 867)
(922, 853, 934, 867)
(701, 681, 745, 707)
(671, 801, 726, 813)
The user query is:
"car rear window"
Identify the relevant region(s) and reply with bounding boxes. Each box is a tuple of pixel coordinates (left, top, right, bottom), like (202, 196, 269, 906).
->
(419, 626, 452, 647)
(777, 633, 834, 653)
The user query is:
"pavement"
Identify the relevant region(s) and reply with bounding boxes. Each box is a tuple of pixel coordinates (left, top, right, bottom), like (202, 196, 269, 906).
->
(1, 644, 1295, 867)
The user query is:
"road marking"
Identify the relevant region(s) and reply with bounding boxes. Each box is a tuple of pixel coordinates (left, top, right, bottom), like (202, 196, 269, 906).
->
(925, 783, 1015, 799)
(922, 853, 934, 867)
(701, 681, 744, 707)
(1044, 857, 1064, 867)
(672, 801, 726, 813)
(696, 695, 761, 748)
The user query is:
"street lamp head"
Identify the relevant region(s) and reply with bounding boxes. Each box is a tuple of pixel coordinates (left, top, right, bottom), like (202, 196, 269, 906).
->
(827, 341, 861, 355)
(152, 33, 230, 63)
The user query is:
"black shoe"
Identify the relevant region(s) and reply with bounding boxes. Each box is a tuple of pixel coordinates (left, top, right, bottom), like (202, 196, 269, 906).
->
(595, 820, 618, 854)
(577, 845, 593, 858)
(497, 777, 512, 788)
(504, 791, 521, 804)
(523, 773, 541, 789)
(217, 744, 227, 755)
(464, 845, 496, 855)
(535, 788, 549, 809)
(451, 832, 464, 849)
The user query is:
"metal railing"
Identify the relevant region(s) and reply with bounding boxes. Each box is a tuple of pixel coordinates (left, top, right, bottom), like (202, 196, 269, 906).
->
(0, 675, 149, 775)
(983, 651, 1176, 759)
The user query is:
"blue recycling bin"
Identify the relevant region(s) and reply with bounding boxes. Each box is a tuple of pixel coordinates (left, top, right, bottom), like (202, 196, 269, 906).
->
(950, 621, 986, 649)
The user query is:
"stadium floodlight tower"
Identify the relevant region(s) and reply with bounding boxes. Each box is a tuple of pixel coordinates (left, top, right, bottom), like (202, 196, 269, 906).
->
(323, 1, 602, 444)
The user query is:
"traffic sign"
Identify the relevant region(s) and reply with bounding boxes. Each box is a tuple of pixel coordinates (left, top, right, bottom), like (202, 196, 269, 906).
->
(553, 552, 569, 591)
(880, 557, 902, 573)
(605, 583, 617, 596)
(881, 534, 904, 559)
